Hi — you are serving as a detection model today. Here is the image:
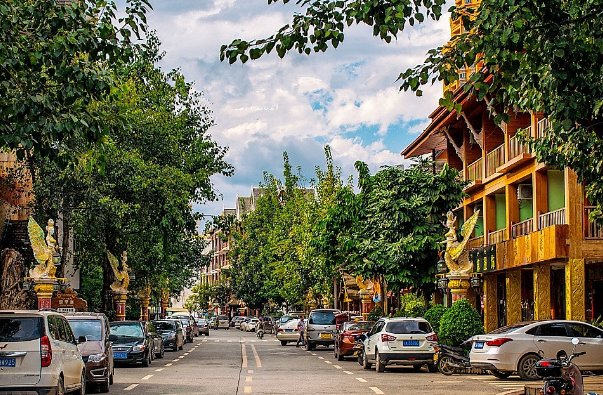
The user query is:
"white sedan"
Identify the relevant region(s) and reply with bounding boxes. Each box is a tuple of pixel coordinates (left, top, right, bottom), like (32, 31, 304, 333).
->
(276, 319, 300, 346)
(469, 320, 603, 380)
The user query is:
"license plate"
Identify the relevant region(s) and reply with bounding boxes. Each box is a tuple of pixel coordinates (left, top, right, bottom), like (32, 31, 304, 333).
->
(320, 333, 331, 339)
(474, 342, 484, 349)
(113, 352, 128, 359)
(433, 353, 439, 361)
(402, 340, 419, 347)
(285, 329, 293, 332)
(0, 358, 16, 367)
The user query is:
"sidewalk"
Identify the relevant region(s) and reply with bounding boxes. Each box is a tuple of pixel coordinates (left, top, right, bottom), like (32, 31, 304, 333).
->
(524, 375, 603, 395)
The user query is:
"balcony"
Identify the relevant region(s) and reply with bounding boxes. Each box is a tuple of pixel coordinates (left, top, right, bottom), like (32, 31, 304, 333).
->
(467, 236, 484, 250)
(465, 158, 483, 190)
(539, 208, 566, 230)
(488, 228, 507, 245)
(486, 143, 505, 178)
(512, 218, 534, 238)
(584, 206, 603, 239)
(536, 118, 551, 139)
(498, 224, 569, 270)
(509, 130, 532, 160)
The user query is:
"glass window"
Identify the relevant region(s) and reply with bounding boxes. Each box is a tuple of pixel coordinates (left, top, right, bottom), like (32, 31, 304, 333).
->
(47, 315, 62, 340)
(344, 322, 375, 331)
(68, 319, 103, 341)
(489, 322, 532, 334)
(568, 323, 603, 338)
(0, 317, 43, 342)
(60, 318, 76, 344)
(538, 323, 569, 337)
(110, 323, 144, 338)
(153, 321, 176, 331)
(386, 321, 433, 335)
(308, 312, 336, 325)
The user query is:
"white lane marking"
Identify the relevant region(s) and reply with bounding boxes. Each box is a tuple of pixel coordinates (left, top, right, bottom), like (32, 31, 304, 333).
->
(244, 386, 252, 393)
(184, 352, 190, 355)
(246, 376, 252, 382)
(311, 353, 317, 356)
(343, 371, 354, 375)
(325, 361, 332, 364)
(333, 365, 342, 369)
(496, 391, 525, 395)
(215, 340, 220, 342)
(228, 340, 233, 343)
(369, 387, 384, 395)
(178, 356, 185, 359)
(318, 357, 324, 360)
(250, 344, 262, 368)
(433, 381, 460, 383)
(356, 378, 368, 383)
(165, 363, 173, 367)
(172, 359, 179, 362)
(242, 343, 248, 368)
(124, 384, 139, 391)
(248, 369, 254, 374)
(155, 368, 164, 372)
(141, 375, 153, 380)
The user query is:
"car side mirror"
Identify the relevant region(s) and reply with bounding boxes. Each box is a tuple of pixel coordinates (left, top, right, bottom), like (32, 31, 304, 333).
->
(109, 334, 118, 342)
(77, 335, 87, 344)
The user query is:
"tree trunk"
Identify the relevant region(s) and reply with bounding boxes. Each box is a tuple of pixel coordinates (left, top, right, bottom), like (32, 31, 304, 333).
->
(0, 249, 36, 309)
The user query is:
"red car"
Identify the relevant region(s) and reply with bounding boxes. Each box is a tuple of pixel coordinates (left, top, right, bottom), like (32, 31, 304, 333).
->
(334, 321, 375, 361)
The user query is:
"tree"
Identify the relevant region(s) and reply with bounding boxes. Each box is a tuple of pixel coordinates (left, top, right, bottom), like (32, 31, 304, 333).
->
(32, 36, 233, 309)
(220, 0, 603, 219)
(0, 0, 151, 166)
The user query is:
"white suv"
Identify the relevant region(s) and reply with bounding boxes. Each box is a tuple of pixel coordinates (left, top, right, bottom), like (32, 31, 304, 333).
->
(0, 310, 87, 395)
(360, 317, 438, 373)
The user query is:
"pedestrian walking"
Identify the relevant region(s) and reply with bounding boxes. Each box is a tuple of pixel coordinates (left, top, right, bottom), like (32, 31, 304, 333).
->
(296, 316, 306, 347)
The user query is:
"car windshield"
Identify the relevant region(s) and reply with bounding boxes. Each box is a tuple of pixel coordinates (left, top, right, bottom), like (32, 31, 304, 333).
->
(344, 322, 374, 331)
(0, 317, 43, 342)
(386, 321, 432, 334)
(153, 321, 175, 331)
(309, 312, 336, 325)
(488, 322, 532, 334)
(110, 323, 144, 338)
(68, 319, 103, 341)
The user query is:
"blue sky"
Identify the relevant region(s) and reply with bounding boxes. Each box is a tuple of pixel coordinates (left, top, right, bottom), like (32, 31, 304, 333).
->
(139, 0, 452, 225)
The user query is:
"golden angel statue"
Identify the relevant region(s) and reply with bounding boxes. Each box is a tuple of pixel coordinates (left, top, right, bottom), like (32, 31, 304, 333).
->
(108, 251, 130, 293)
(28, 218, 59, 280)
(440, 210, 481, 275)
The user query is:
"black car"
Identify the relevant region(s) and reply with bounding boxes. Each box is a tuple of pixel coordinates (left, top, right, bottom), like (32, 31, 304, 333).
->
(109, 321, 164, 367)
(152, 320, 185, 351)
(168, 317, 195, 342)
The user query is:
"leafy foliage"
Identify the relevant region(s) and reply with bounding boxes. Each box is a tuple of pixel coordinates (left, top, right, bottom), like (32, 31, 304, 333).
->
(367, 305, 385, 321)
(423, 304, 447, 335)
(400, 292, 426, 317)
(438, 299, 483, 346)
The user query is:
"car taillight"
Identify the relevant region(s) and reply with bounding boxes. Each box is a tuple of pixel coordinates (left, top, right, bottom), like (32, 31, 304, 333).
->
(546, 386, 556, 394)
(41, 335, 52, 367)
(486, 338, 513, 347)
(187, 326, 191, 330)
(426, 334, 438, 342)
(277, 328, 283, 332)
(342, 334, 355, 342)
(381, 334, 396, 342)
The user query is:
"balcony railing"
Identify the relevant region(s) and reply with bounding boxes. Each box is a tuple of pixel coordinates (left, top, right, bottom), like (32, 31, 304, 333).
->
(486, 143, 505, 177)
(509, 130, 532, 160)
(488, 228, 507, 245)
(537, 118, 551, 139)
(585, 206, 603, 239)
(512, 218, 534, 238)
(467, 236, 484, 250)
(539, 208, 566, 230)
(467, 158, 483, 183)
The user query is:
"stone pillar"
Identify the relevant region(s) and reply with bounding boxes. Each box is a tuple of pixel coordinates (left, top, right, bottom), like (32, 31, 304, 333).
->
(114, 292, 128, 321)
(34, 279, 55, 310)
(161, 296, 168, 319)
(448, 275, 470, 303)
(483, 274, 498, 332)
(566, 258, 585, 321)
(506, 269, 522, 325)
(359, 290, 374, 320)
(533, 263, 551, 320)
(139, 297, 150, 321)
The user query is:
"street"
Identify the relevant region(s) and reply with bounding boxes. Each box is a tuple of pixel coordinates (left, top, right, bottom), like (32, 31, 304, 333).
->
(110, 329, 533, 395)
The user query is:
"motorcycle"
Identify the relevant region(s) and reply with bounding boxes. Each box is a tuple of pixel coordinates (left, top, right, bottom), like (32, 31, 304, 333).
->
(436, 341, 472, 375)
(256, 326, 264, 339)
(536, 337, 586, 395)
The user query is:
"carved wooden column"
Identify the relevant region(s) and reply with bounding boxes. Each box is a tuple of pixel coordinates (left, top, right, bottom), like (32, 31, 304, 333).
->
(34, 279, 55, 310)
(533, 263, 551, 320)
(566, 258, 586, 321)
(506, 269, 522, 325)
(483, 274, 498, 332)
(114, 292, 128, 321)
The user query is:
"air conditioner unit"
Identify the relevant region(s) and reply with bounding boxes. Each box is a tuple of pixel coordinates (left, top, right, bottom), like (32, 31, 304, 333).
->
(517, 184, 533, 200)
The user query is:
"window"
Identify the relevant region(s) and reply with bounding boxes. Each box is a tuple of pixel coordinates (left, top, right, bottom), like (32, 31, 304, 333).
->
(568, 323, 603, 338)
(386, 321, 432, 335)
(537, 323, 569, 337)
(68, 319, 103, 341)
(0, 317, 43, 342)
(308, 312, 336, 325)
(47, 315, 62, 340)
(60, 318, 76, 344)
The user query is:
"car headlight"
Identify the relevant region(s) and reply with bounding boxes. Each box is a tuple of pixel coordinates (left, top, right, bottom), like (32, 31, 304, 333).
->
(88, 353, 106, 363)
(132, 344, 146, 352)
(167, 333, 175, 340)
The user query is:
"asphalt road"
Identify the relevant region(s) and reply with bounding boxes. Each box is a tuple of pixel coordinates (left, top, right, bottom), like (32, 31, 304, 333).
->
(107, 328, 536, 395)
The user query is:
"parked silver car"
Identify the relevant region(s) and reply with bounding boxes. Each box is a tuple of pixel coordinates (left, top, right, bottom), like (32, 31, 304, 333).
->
(305, 309, 340, 351)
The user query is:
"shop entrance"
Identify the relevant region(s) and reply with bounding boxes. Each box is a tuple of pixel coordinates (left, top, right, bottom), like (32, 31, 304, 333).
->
(586, 263, 603, 322)
(551, 266, 566, 320)
(521, 269, 534, 321)
(497, 273, 506, 328)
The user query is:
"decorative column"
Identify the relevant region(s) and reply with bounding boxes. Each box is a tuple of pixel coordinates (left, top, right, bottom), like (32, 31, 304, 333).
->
(33, 279, 55, 310)
(138, 287, 151, 321)
(566, 258, 585, 321)
(506, 269, 522, 325)
(113, 291, 128, 321)
(447, 275, 471, 302)
(359, 289, 374, 320)
(533, 263, 551, 320)
(483, 274, 498, 333)
(161, 290, 169, 319)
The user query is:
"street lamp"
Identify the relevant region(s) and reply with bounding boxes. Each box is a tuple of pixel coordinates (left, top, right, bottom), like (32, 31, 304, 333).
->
(437, 276, 450, 292)
(470, 273, 483, 293)
(52, 251, 61, 267)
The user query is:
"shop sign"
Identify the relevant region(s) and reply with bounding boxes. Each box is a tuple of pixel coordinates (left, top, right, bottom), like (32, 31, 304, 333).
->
(470, 245, 497, 273)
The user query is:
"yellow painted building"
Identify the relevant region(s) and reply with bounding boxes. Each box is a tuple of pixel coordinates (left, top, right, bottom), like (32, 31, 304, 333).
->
(402, 0, 603, 331)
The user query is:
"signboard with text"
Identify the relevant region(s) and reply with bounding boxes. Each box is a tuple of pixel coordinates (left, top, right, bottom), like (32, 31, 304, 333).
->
(470, 245, 497, 273)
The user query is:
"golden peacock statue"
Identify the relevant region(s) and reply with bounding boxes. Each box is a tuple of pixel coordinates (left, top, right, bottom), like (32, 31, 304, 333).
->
(28, 218, 59, 280)
(441, 210, 481, 276)
(108, 251, 130, 293)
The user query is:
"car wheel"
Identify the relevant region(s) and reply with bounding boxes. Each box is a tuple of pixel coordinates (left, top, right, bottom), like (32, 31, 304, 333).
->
(335, 348, 344, 361)
(375, 351, 386, 373)
(428, 363, 439, 373)
(438, 356, 456, 376)
(362, 349, 372, 370)
(518, 354, 540, 380)
(57, 375, 65, 395)
(179, 342, 183, 350)
(109, 368, 114, 385)
(76, 371, 86, 395)
(280, 340, 287, 346)
(99, 379, 110, 393)
(158, 344, 165, 359)
(142, 351, 151, 367)
(173, 342, 178, 351)
(412, 364, 422, 372)
(490, 369, 512, 379)
(307, 342, 315, 351)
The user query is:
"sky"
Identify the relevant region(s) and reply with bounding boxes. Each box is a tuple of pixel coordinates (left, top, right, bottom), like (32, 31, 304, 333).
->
(140, 0, 452, 225)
